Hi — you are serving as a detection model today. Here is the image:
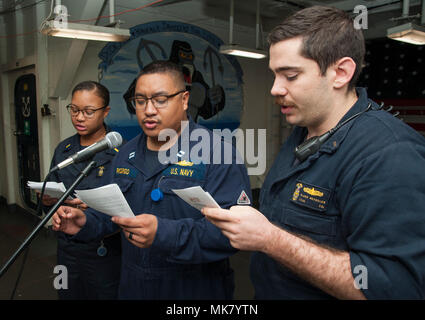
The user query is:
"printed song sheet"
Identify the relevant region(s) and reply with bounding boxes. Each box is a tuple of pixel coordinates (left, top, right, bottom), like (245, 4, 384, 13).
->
(27, 181, 72, 199)
(75, 184, 134, 218)
(172, 186, 220, 211)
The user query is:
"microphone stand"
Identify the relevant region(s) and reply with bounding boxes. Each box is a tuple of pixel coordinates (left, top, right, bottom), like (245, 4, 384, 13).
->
(0, 160, 97, 279)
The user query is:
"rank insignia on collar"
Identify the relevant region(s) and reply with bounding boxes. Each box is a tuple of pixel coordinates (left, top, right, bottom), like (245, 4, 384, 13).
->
(129, 152, 135, 159)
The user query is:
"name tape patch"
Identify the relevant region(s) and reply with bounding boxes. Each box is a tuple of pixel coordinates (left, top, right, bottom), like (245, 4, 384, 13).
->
(291, 181, 331, 211)
(115, 167, 138, 178)
(162, 161, 205, 180)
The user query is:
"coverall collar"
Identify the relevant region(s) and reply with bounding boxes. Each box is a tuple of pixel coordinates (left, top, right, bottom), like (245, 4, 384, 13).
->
(127, 116, 195, 179)
(271, 87, 373, 184)
(61, 125, 117, 167)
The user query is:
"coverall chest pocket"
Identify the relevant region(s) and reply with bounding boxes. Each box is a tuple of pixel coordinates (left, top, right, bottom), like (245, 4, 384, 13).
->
(158, 176, 205, 219)
(160, 176, 205, 194)
(280, 207, 338, 246)
(115, 178, 135, 194)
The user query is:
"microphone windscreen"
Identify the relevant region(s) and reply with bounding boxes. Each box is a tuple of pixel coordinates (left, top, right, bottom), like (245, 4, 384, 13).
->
(105, 132, 123, 149)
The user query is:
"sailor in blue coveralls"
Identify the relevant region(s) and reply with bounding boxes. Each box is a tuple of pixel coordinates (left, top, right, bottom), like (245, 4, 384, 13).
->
(43, 81, 122, 299)
(203, 6, 425, 299)
(52, 61, 251, 299)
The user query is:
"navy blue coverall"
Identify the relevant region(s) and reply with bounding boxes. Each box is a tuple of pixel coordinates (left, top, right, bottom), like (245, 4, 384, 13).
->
(73, 119, 252, 299)
(48, 130, 122, 299)
(250, 88, 425, 299)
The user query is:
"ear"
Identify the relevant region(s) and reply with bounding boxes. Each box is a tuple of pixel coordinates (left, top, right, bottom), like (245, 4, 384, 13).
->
(182, 90, 189, 112)
(103, 106, 111, 119)
(332, 57, 356, 89)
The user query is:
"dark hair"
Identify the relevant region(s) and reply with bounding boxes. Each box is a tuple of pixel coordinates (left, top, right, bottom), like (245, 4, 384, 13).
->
(71, 80, 110, 107)
(136, 60, 186, 90)
(268, 6, 365, 90)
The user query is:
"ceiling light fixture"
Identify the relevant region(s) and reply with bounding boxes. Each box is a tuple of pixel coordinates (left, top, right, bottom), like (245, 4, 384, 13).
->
(219, 45, 267, 59)
(387, 22, 425, 45)
(219, 0, 267, 59)
(40, 0, 130, 42)
(387, 0, 425, 45)
(41, 20, 130, 42)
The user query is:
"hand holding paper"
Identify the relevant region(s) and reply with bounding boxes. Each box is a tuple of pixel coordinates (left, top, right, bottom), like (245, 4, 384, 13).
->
(74, 183, 134, 218)
(172, 186, 220, 211)
(27, 181, 72, 200)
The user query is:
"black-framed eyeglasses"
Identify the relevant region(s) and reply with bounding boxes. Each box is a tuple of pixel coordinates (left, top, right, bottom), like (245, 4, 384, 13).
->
(129, 90, 186, 110)
(66, 104, 107, 118)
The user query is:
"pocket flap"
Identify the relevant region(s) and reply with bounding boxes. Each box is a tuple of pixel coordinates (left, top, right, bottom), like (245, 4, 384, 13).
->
(160, 177, 201, 195)
(284, 208, 336, 236)
(115, 179, 134, 193)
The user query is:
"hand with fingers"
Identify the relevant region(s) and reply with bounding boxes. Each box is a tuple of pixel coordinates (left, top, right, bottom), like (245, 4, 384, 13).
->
(64, 198, 89, 210)
(37, 192, 58, 207)
(201, 205, 274, 252)
(112, 214, 158, 248)
(52, 205, 87, 235)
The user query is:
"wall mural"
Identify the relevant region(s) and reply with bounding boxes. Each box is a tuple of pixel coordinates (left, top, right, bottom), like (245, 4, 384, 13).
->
(98, 21, 244, 141)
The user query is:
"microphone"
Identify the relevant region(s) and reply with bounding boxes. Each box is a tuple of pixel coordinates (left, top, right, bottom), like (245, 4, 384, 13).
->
(51, 131, 122, 172)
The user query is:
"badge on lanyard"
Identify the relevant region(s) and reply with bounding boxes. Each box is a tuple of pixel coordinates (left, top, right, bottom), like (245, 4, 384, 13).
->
(97, 240, 107, 257)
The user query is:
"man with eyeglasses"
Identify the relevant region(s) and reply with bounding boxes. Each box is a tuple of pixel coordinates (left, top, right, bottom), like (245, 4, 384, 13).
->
(42, 81, 123, 299)
(51, 60, 252, 299)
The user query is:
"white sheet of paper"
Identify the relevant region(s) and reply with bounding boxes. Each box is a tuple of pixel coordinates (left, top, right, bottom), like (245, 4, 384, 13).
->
(74, 184, 134, 218)
(172, 186, 220, 211)
(27, 181, 72, 199)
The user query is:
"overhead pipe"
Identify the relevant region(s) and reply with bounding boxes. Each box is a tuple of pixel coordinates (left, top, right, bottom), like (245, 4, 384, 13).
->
(229, 0, 234, 44)
(219, 0, 267, 58)
(109, 0, 115, 25)
(402, 0, 410, 17)
(256, 0, 260, 49)
(390, 0, 421, 21)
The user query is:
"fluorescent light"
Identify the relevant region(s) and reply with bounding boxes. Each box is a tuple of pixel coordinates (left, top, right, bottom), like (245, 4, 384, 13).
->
(219, 44, 267, 59)
(387, 23, 425, 45)
(41, 20, 130, 42)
